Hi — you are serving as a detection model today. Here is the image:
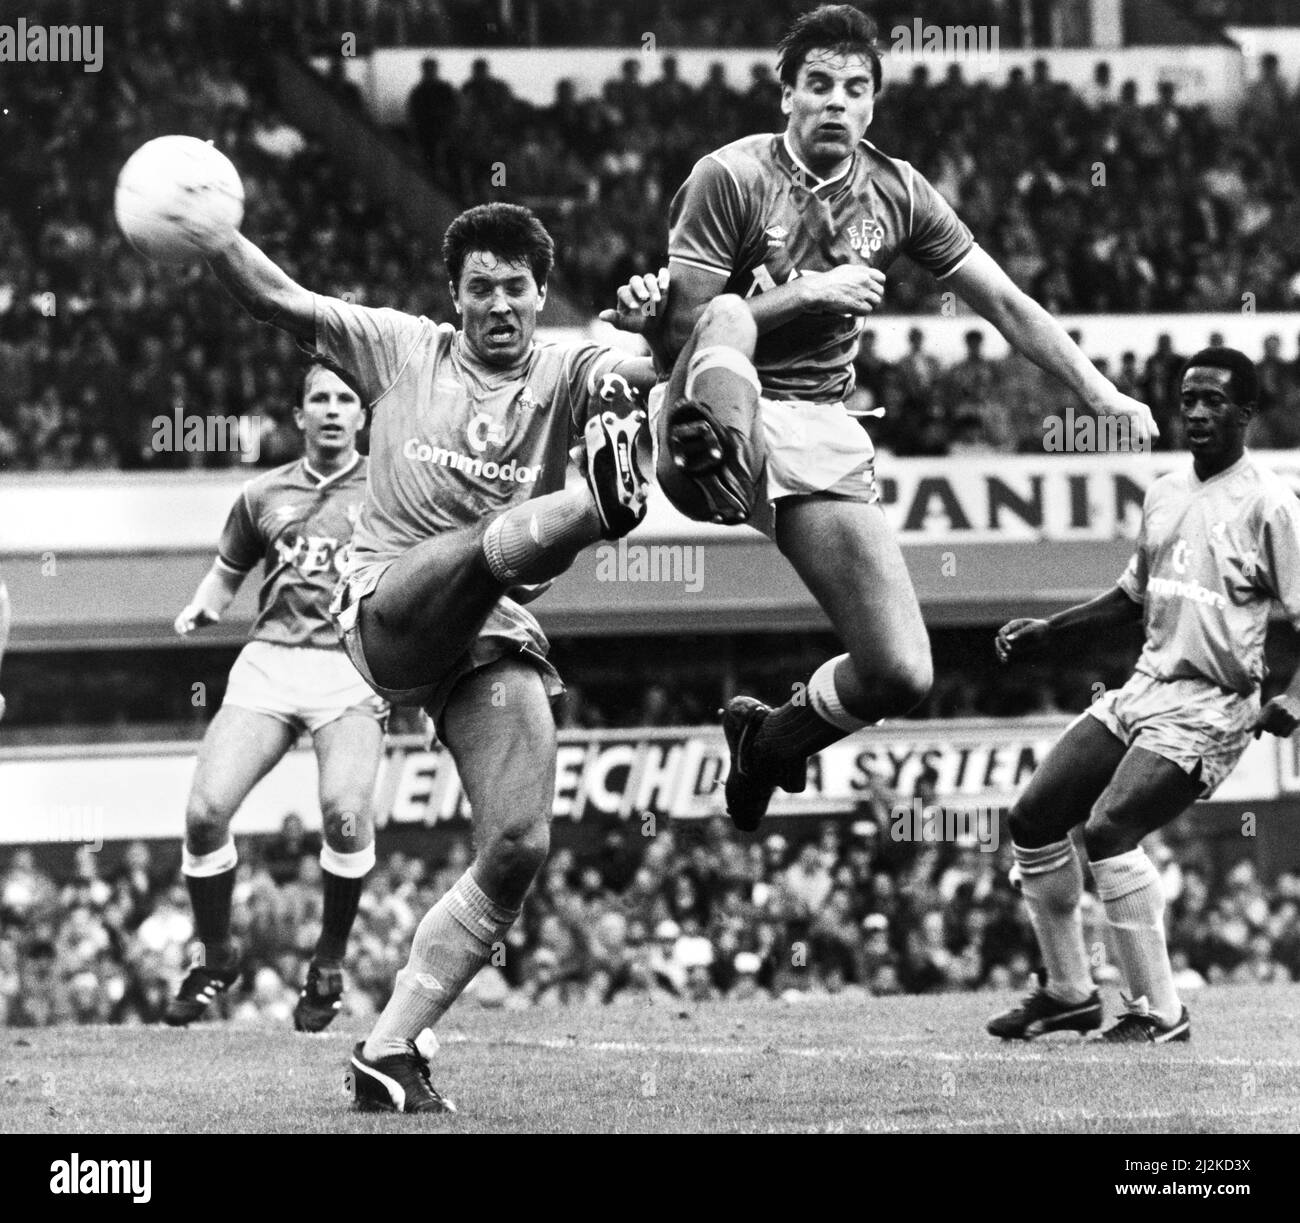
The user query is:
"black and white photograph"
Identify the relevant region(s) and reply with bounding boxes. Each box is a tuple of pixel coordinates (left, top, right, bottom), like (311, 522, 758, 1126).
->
(2, 0, 1300, 1171)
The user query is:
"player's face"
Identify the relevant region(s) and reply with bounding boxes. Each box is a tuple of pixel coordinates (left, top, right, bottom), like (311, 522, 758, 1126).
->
(782, 51, 876, 177)
(453, 250, 545, 367)
(296, 368, 364, 457)
(1180, 366, 1250, 467)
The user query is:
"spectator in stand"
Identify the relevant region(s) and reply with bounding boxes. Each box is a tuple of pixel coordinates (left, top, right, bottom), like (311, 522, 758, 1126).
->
(847, 328, 895, 432)
(1143, 333, 1186, 446)
(406, 57, 459, 183)
(263, 813, 322, 886)
(648, 55, 695, 126)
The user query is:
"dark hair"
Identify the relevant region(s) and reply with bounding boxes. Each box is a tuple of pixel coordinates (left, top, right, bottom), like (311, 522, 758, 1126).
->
(777, 4, 882, 91)
(301, 357, 365, 407)
(442, 202, 555, 291)
(1181, 347, 1259, 406)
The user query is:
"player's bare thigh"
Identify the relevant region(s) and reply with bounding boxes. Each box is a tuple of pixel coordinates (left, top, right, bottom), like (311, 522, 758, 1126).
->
(774, 494, 931, 715)
(312, 713, 384, 851)
(186, 706, 297, 853)
(1082, 744, 1202, 860)
(439, 657, 557, 902)
(359, 526, 500, 688)
(1008, 714, 1129, 849)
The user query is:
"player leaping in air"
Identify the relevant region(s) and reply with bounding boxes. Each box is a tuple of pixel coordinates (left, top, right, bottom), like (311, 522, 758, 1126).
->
(987, 348, 1300, 1043)
(614, 4, 1156, 833)
(173, 200, 655, 1112)
(165, 361, 387, 1034)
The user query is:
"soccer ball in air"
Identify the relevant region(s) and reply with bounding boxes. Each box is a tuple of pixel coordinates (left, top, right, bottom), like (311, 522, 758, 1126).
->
(114, 135, 244, 262)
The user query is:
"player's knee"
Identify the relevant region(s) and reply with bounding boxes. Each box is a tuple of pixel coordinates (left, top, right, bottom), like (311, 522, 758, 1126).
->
(184, 792, 233, 854)
(321, 801, 371, 851)
(482, 815, 550, 885)
(1082, 805, 1141, 861)
(1008, 804, 1051, 850)
(695, 294, 756, 351)
(860, 649, 933, 717)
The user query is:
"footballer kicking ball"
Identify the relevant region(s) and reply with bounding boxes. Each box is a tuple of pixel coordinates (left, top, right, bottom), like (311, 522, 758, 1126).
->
(114, 135, 244, 262)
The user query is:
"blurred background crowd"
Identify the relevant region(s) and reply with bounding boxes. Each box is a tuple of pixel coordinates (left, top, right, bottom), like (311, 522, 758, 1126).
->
(259, 0, 1300, 51)
(4, 812, 1298, 1027)
(4, 3, 1300, 469)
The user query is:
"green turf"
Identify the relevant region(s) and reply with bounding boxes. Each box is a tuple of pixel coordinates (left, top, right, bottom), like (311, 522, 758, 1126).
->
(4, 985, 1299, 1133)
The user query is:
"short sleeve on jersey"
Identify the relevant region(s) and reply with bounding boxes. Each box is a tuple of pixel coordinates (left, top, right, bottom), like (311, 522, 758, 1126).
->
(313, 295, 427, 407)
(903, 165, 975, 279)
(668, 154, 748, 278)
(216, 486, 261, 575)
(1258, 493, 1300, 625)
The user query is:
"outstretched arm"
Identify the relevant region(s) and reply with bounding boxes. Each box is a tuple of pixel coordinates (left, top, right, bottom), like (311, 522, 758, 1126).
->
(945, 247, 1158, 443)
(995, 586, 1143, 664)
(205, 232, 316, 344)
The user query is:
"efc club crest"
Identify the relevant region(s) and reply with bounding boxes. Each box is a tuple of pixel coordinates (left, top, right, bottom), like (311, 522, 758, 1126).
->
(848, 218, 885, 259)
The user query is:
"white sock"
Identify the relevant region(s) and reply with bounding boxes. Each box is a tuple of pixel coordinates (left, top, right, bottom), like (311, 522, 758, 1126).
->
(363, 869, 518, 1061)
(1092, 848, 1181, 1026)
(1013, 838, 1093, 1005)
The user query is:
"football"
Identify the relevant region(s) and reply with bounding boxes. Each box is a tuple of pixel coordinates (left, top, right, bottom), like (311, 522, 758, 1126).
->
(113, 135, 244, 262)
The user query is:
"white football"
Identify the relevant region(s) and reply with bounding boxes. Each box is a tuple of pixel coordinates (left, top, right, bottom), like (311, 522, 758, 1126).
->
(114, 136, 244, 262)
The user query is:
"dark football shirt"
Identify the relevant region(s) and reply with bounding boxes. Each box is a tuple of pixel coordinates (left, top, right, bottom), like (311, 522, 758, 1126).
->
(216, 454, 368, 648)
(669, 133, 975, 403)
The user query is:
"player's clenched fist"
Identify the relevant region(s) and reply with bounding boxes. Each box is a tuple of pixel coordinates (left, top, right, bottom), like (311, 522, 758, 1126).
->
(994, 617, 1050, 664)
(174, 604, 220, 635)
(600, 267, 669, 335)
(1251, 695, 1300, 740)
(800, 264, 886, 315)
(1091, 386, 1160, 448)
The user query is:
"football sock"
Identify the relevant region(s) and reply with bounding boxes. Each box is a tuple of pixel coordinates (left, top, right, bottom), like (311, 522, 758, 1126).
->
(1092, 848, 1181, 1025)
(363, 868, 518, 1061)
(315, 843, 376, 965)
(481, 487, 603, 585)
(752, 656, 869, 771)
(685, 346, 761, 423)
(182, 838, 238, 967)
(1013, 838, 1094, 1005)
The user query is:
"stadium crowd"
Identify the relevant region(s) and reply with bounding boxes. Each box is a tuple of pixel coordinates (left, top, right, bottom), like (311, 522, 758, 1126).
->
(1, 2, 452, 474)
(4, 3, 1300, 470)
(264, 1, 1083, 52)
(3, 813, 1298, 1026)
(266, 0, 1300, 52)
(414, 49, 1300, 319)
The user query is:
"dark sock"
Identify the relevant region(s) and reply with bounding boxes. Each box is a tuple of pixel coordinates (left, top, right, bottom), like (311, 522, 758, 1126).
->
(753, 699, 846, 770)
(316, 869, 365, 964)
(185, 868, 236, 965)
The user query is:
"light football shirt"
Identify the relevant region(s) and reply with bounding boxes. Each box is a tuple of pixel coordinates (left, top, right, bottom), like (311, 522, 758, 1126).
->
(1118, 453, 1300, 694)
(312, 296, 624, 567)
(669, 134, 975, 403)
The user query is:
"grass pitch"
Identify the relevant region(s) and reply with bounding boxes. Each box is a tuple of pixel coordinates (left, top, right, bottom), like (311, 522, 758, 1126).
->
(4, 985, 1299, 1134)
